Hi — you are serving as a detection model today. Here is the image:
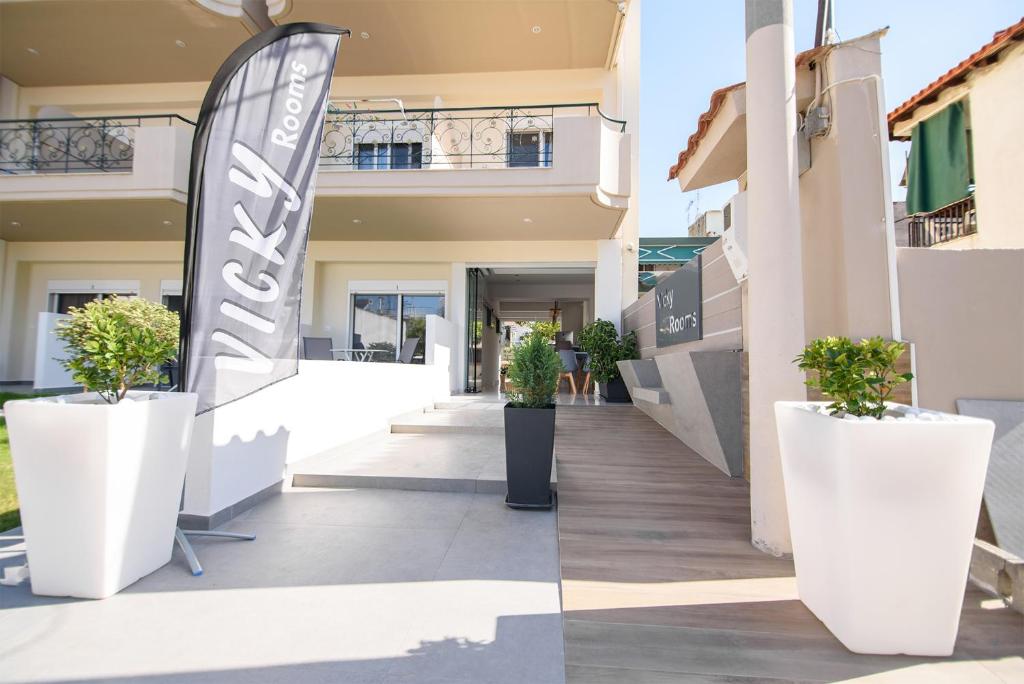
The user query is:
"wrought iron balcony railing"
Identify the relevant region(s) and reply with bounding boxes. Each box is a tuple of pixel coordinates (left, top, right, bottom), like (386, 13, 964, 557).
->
(907, 194, 977, 247)
(0, 104, 626, 176)
(0, 114, 194, 175)
(320, 102, 624, 170)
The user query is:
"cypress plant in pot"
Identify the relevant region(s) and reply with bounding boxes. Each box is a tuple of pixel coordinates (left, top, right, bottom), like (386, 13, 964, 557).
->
(4, 297, 198, 598)
(503, 330, 561, 509)
(578, 319, 638, 403)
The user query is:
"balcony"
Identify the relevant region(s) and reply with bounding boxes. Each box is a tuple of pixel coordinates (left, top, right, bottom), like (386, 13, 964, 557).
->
(907, 194, 977, 247)
(0, 104, 630, 241)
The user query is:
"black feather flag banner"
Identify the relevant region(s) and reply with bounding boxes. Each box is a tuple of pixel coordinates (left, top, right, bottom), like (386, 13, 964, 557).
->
(180, 24, 347, 413)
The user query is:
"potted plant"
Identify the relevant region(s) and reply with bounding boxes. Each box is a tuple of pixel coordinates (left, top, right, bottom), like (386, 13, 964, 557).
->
(578, 319, 638, 403)
(4, 297, 198, 599)
(503, 330, 561, 509)
(775, 336, 994, 656)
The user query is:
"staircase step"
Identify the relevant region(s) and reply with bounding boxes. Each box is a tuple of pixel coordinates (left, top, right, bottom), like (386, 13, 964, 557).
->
(289, 430, 555, 493)
(390, 408, 504, 434)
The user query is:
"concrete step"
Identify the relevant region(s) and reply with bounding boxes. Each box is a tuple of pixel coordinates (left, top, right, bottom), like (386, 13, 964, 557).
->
(290, 430, 556, 494)
(390, 408, 505, 435)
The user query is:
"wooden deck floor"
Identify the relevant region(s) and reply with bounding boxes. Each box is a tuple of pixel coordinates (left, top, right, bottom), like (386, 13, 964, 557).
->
(554, 404, 1023, 683)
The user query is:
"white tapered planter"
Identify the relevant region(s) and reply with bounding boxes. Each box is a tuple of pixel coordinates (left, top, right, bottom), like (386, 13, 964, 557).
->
(5, 391, 198, 599)
(775, 402, 993, 656)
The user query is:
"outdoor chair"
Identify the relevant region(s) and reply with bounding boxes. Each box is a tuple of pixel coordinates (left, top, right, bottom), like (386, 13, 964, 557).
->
(558, 349, 578, 394)
(580, 353, 592, 394)
(302, 336, 335, 361)
(397, 337, 420, 364)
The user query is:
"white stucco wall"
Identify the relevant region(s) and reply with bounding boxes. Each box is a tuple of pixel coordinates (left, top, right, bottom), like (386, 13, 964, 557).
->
(183, 360, 451, 518)
(966, 42, 1024, 249)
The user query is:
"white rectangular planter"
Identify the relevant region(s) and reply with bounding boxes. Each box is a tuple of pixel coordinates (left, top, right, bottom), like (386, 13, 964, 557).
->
(5, 391, 198, 599)
(775, 402, 994, 656)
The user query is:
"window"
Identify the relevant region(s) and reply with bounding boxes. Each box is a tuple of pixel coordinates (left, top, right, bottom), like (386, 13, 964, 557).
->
(401, 294, 445, 364)
(49, 291, 132, 314)
(508, 131, 553, 168)
(351, 292, 444, 363)
(352, 294, 399, 360)
(356, 142, 423, 170)
(162, 294, 184, 318)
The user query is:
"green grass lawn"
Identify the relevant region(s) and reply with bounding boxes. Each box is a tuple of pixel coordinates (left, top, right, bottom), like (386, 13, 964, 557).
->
(0, 416, 18, 532)
(0, 391, 62, 532)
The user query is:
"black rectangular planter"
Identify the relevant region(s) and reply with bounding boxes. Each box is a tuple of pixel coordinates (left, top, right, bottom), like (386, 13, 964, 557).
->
(600, 377, 632, 403)
(503, 403, 556, 509)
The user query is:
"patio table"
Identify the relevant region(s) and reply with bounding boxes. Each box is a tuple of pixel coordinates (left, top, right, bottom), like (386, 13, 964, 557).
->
(330, 348, 392, 362)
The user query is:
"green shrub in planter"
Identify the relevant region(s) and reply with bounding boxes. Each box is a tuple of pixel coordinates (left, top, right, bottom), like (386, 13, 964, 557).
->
(794, 336, 913, 419)
(578, 319, 638, 383)
(506, 331, 561, 408)
(55, 296, 180, 404)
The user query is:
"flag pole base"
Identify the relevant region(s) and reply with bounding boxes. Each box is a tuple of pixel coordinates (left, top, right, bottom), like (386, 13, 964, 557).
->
(174, 527, 256, 577)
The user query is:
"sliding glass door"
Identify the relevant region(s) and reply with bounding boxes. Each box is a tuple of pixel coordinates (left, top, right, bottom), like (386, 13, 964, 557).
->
(352, 294, 399, 360)
(465, 269, 483, 392)
(351, 292, 445, 363)
(401, 294, 445, 364)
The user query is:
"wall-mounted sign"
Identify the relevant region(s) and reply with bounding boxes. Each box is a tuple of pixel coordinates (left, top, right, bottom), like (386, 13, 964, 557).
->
(655, 254, 702, 347)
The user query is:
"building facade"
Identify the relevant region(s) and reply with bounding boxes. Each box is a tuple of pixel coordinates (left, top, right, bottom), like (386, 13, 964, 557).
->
(0, 0, 641, 396)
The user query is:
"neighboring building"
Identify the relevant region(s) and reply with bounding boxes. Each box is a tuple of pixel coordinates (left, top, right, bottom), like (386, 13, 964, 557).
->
(648, 25, 1022, 559)
(0, 0, 640, 397)
(687, 208, 724, 237)
(637, 235, 717, 292)
(888, 17, 1024, 249)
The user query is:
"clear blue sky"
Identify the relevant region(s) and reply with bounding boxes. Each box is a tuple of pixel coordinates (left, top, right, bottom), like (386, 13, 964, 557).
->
(639, 0, 1022, 236)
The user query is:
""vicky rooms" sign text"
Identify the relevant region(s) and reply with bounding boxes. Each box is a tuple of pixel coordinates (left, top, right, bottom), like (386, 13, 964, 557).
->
(655, 254, 703, 347)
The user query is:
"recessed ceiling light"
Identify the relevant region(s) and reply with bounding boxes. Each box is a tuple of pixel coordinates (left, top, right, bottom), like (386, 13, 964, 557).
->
(360, 32, 370, 40)
(26, 48, 39, 56)
(531, 25, 542, 34)
(352, 218, 363, 224)
(522, 217, 534, 223)
(175, 39, 187, 49)
(10, 221, 21, 227)
(162, 220, 173, 226)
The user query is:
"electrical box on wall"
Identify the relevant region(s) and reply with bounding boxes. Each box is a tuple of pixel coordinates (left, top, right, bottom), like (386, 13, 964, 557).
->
(721, 192, 748, 282)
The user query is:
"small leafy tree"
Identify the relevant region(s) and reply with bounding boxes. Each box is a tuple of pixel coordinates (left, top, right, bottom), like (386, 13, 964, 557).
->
(794, 336, 914, 419)
(578, 319, 638, 383)
(506, 331, 561, 409)
(55, 297, 180, 404)
(530, 321, 560, 342)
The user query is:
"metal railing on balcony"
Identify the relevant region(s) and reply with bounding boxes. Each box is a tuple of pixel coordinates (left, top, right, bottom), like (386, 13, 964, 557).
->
(320, 102, 624, 170)
(0, 114, 194, 175)
(0, 104, 627, 176)
(907, 194, 977, 247)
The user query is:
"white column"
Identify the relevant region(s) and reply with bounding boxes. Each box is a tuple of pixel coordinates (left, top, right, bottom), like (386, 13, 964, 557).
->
(449, 262, 467, 392)
(0, 239, 10, 381)
(744, 0, 807, 556)
(594, 239, 623, 332)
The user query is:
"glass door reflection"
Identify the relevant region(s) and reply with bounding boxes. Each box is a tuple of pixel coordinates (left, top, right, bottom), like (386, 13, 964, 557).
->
(352, 294, 399, 361)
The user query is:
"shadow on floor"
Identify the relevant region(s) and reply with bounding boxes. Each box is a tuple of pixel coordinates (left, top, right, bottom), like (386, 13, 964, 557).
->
(10, 614, 564, 684)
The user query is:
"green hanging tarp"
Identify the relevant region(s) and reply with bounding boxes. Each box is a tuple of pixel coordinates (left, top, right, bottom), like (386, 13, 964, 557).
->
(906, 100, 971, 214)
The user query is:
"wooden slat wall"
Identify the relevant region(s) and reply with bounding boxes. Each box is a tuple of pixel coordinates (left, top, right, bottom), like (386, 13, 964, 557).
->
(623, 239, 742, 359)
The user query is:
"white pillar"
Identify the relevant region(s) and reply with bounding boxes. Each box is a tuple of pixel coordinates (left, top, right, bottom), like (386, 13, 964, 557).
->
(449, 262, 467, 392)
(594, 239, 623, 331)
(744, 0, 807, 556)
(0, 239, 10, 381)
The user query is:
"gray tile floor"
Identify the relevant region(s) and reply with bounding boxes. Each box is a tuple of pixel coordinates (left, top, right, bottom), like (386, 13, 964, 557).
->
(0, 488, 565, 684)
